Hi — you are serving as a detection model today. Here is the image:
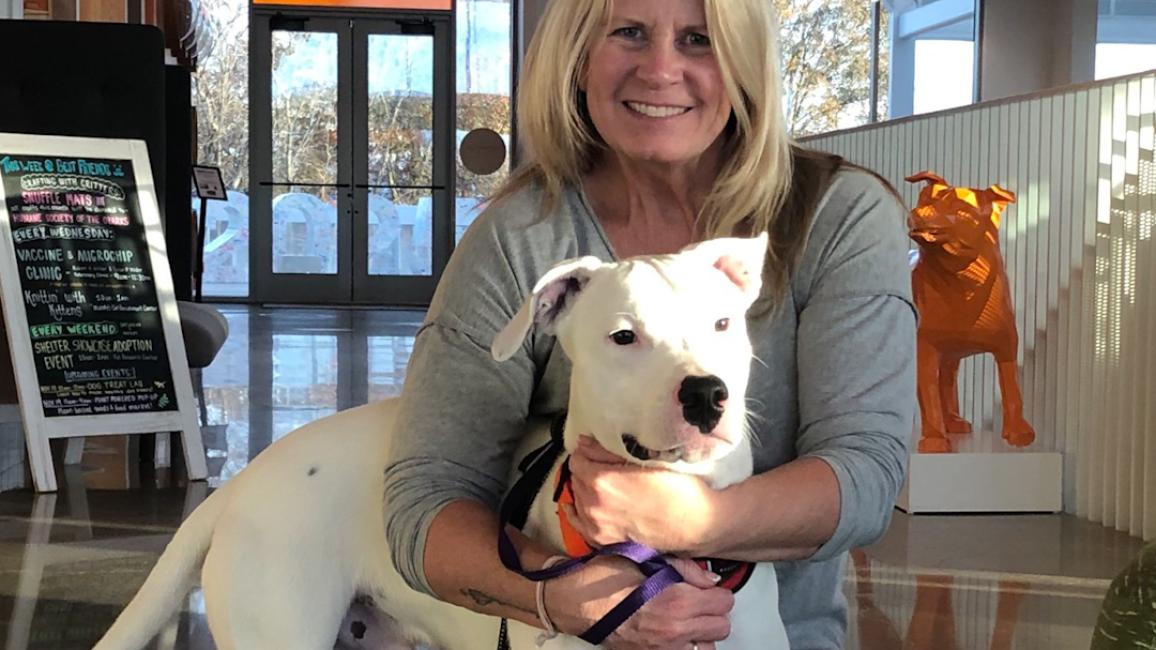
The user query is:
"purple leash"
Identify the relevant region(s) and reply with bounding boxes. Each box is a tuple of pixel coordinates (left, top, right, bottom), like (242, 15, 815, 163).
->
(496, 414, 683, 645)
(498, 521, 683, 644)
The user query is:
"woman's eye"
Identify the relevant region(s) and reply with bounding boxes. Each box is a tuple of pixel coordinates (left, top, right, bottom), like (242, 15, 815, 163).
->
(685, 32, 711, 47)
(612, 26, 643, 39)
(715, 318, 730, 332)
(610, 330, 637, 345)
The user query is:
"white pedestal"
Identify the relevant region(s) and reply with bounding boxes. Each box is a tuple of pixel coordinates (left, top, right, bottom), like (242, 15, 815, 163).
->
(897, 451, 1063, 513)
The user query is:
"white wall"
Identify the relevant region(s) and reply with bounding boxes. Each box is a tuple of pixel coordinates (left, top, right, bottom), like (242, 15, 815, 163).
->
(518, 0, 547, 62)
(980, 0, 1097, 101)
(1050, 0, 1098, 87)
(513, 0, 549, 165)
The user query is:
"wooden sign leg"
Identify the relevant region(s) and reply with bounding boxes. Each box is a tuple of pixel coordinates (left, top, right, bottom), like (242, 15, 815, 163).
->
(179, 411, 207, 481)
(25, 428, 56, 493)
(154, 432, 171, 468)
(64, 437, 85, 465)
(180, 430, 208, 481)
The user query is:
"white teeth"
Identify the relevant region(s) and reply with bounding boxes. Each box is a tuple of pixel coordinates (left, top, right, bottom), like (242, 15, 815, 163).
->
(626, 102, 689, 118)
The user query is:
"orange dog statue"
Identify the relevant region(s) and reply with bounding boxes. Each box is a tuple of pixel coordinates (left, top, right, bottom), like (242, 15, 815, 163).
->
(907, 171, 1035, 453)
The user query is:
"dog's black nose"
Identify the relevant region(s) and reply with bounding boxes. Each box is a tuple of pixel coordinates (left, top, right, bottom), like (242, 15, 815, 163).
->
(678, 375, 728, 434)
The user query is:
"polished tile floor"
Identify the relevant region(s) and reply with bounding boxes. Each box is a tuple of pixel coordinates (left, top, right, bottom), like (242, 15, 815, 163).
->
(0, 306, 1147, 649)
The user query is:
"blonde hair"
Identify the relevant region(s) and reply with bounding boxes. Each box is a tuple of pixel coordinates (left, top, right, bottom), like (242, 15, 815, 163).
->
(492, 0, 803, 297)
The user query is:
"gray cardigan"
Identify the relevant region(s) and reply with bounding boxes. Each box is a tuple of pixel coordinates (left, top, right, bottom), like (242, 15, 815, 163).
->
(383, 169, 917, 649)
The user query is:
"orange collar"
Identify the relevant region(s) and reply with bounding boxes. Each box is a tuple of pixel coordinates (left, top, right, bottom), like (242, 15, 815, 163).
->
(554, 458, 594, 557)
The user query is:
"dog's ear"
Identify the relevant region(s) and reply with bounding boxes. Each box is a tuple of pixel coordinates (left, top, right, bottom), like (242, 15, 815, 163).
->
(984, 184, 1017, 205)
(681, 232, 768, 302)
(981, 185, 1016, 228)
(905, 171, 947, 186)
(491, 256, 605, 362)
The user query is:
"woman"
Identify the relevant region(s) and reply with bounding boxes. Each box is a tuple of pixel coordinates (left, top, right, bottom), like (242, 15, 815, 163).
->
(382, 0, 916, 648)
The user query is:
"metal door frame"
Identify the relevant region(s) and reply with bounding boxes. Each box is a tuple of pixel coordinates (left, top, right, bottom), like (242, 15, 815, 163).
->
(249, 7, 454, 306)
(351, 15, 454, 306)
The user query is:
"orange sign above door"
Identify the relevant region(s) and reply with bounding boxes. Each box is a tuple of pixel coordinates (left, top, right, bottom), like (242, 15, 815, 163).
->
(252, 0, 450, 9)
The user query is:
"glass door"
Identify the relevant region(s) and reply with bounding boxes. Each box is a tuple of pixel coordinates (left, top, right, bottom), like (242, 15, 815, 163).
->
(250, 11, 453, 305)
(252, 14, 351, 303)
(353, 18, 453, 304)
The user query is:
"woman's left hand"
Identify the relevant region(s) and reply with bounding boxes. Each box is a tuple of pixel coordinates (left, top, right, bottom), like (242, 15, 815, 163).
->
(564, 436, 718, 555)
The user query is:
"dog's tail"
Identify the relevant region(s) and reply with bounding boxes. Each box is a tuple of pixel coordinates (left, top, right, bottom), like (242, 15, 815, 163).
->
(93, 483, 230, 650)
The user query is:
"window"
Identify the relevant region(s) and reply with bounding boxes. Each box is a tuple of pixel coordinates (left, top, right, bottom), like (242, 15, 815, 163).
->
(776, 0, 978, 132)
(777, 0, 888, 136)
(456, 0, 512, 241)
(912, 38, 975, 114)
(194, 0, 251, 298)
(1095, 0, 1156, 80)
(885, 0, 978, 118)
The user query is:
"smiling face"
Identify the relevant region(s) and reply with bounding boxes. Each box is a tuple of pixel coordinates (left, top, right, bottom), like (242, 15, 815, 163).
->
(580, 0, 733, 166)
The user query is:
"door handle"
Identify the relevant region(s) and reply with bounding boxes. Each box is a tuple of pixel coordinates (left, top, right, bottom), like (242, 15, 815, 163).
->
(353, 184, 446, 190)
(257, 182, 354, 188)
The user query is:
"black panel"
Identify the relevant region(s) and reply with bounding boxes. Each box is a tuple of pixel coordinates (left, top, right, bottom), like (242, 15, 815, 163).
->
(0, 20, 192, 297)
(165, 65, 193, 300)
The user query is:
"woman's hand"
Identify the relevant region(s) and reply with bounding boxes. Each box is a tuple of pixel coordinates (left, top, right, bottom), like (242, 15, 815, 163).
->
(545, 555, 733, 650)
(564, 436, 718, 555)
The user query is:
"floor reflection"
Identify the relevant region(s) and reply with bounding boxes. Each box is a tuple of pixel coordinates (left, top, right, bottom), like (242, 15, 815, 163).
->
(0, 306, 1147, 648)
(843, 548, 1111, 649)
(0, 468, 206, 649)
(194, 306, 420, 486)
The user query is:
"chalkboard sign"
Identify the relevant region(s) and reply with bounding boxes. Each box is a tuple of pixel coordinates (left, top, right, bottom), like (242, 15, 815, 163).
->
(0, 133, 206, 492)
(3, 156, 179, 417)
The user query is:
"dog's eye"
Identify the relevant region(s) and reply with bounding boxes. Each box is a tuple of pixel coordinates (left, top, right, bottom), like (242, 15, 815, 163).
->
(715, 318, 730, 332)
(610, 330, 636, 345)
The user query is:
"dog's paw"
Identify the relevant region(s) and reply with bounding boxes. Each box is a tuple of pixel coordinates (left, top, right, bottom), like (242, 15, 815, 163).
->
(1002, 420, 1035, 448)
(944, 415, 972, 434)
(917, 435, 953, 453)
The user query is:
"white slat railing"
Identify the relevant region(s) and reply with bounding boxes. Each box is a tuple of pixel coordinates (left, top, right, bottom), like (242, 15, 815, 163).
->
(802, 70, 1156, 540)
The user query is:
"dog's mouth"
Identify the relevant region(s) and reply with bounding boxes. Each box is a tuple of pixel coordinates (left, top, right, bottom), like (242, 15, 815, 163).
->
(621, 433, 728, 464)
(910, 225, 948, 242)
(622, 434, 665, 461)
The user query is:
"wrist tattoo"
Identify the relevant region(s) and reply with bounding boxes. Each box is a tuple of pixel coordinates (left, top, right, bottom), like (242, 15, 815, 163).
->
(461, 588, 536, 616)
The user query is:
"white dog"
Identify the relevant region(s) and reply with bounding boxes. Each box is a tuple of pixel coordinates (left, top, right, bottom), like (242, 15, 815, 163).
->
(93, 234, 787, 650)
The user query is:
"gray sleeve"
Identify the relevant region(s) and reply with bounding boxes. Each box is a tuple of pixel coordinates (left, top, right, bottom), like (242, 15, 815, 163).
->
(792, 170, 917, 561)
(381, 209, 537, 596)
